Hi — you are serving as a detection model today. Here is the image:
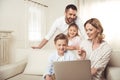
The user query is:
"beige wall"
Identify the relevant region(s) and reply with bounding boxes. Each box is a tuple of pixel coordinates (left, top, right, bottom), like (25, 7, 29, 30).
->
(0, 0, 26, 62)
(0, 0, 26, 48)
(0, 0, 119, 62)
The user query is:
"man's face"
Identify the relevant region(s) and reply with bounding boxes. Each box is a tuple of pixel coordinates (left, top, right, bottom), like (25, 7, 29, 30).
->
(65, 8, 77, 24)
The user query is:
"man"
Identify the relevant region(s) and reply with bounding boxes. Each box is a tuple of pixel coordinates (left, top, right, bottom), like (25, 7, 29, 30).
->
(32, 4, 87, 49)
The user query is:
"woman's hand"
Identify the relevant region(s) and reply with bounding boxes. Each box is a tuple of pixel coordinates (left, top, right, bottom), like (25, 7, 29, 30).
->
(91, 68, 97, 76)
(78, 48, 86, 60)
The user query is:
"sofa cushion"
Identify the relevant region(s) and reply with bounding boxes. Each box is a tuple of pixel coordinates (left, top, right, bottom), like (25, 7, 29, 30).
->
(23, 49, 53, 75)
(0, 60, 26, 80)
(106, 67, 120, 80)
(7, 74, 43, 80)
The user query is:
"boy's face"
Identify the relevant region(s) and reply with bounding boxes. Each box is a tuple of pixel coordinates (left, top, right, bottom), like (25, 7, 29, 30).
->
(55, 39, 67, 55)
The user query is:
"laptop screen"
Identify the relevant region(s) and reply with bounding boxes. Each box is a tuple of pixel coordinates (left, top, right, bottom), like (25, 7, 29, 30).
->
(53, 60, 91, 80)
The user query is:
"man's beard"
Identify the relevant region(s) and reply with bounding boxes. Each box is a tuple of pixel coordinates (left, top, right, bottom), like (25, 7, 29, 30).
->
(66, 17, 76, 24)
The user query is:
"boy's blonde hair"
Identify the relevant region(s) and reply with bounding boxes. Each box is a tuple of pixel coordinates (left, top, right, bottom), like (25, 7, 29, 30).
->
(54, 33, 68, 45)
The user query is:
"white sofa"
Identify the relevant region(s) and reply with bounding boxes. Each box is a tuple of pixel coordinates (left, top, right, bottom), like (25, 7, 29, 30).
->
(0, 49, 54, 80)
(106, 51, 120, 80)
(0, 49, 120, 80)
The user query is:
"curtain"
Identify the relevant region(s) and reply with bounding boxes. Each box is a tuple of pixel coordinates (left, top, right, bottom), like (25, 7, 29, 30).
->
(78, 0, 106, 23)
(24, 0, 47, 47)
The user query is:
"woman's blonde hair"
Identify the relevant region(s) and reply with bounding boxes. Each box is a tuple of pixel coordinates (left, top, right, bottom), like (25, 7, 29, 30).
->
(84, 18, 104, 43)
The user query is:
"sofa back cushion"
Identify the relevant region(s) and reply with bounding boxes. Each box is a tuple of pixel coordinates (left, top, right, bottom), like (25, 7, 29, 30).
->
(108, 51, 120, 67)
(23, 49, 54, 75)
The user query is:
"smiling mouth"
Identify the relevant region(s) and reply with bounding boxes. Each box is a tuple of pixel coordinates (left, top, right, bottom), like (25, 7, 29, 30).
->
(88, 35, 91, 37)
(68, 18, 74, 21)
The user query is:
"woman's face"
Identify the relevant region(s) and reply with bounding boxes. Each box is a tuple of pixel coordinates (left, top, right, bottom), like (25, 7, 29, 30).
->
(85, 23, 99, 40)
(55, 39, 67, 55)
(68, 26, 78, 38)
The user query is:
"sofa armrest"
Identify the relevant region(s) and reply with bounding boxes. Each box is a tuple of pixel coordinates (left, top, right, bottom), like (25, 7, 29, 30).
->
(0, 60, 27, 80)
(106, 66, 120, 80)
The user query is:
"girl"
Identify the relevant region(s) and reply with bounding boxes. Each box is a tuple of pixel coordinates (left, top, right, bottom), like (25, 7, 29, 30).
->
(66, 23, 82, 50)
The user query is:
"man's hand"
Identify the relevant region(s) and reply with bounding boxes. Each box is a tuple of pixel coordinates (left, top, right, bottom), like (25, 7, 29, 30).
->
(31, 46, 40, 49)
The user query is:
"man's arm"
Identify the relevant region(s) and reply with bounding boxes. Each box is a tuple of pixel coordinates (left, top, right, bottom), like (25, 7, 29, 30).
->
(32, 17, 61, 49)
(32, 39, 48, 49)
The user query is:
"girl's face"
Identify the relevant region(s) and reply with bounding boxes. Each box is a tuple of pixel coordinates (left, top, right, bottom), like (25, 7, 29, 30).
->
(68, 26, 78, 38)
(55, 39, 67, 55)
(85, 23, 99, 40)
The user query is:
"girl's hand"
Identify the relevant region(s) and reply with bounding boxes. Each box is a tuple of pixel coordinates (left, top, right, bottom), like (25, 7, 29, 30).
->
(78, 48, 86, 60)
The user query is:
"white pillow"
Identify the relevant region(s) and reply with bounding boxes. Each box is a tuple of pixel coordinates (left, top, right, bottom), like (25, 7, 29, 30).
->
(23, 50, 52, 75)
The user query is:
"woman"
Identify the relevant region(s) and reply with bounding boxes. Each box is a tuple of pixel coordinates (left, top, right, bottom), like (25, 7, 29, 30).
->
(78, 18, 112, 80)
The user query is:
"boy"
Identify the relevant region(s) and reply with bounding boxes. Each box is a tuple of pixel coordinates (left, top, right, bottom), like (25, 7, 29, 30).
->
(43, 33, 77, 80)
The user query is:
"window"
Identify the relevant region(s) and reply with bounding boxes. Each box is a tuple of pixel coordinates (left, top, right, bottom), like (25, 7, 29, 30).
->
(25, 0, 47, 47)
(28, 6, 42, 41)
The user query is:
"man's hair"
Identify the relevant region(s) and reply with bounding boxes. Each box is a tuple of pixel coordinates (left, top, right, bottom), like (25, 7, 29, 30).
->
(54, 33, 68, 44)
(65, 4, 77, 12)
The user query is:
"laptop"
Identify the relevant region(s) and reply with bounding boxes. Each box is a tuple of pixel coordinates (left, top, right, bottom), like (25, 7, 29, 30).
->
(53, 60, 91, 80)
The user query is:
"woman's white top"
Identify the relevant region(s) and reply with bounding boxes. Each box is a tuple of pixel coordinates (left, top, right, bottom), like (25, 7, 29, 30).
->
(80, 40, 112, 80)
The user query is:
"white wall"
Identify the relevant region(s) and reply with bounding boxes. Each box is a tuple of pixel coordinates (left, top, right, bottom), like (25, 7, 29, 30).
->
(0, 0, 26, 62)
(1, 0, 119, 63)
(78, 0, 120, 51)
(0, 0, 78, 62)
(0, 0, 26, 48)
